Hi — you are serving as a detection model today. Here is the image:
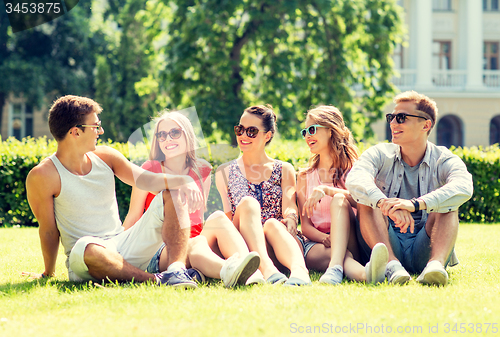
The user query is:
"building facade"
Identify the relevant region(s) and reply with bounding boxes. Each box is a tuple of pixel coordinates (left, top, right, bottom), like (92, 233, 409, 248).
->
(372, 0, 500, 147)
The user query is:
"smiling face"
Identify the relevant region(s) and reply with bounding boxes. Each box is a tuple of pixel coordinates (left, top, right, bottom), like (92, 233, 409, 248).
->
(237, 112, 270, 152)
(156, 118, 187, 161)
(80, 112, 103, 151)
(390, 101, 430, 146)
(304, 116, 330, 156)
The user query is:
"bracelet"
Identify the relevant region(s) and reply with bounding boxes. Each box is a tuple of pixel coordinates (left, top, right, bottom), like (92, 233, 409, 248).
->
(411, 198, 420, 213)
(286, 213, 299, 223)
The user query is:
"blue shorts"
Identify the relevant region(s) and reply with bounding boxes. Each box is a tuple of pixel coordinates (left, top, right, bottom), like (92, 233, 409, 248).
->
(297, 235, 318, 259)
(356, 217, 453, 274)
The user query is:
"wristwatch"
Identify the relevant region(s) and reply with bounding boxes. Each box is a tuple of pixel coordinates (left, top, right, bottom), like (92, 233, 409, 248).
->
(410, 198, 420, 213)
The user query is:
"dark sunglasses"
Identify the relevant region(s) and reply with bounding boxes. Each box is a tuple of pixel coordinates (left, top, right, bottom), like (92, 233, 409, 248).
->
(301, 124, 327, 138)
(234, 125, 263, 138)
(155, 128, 183, 142)
(386, 113, 428, 124)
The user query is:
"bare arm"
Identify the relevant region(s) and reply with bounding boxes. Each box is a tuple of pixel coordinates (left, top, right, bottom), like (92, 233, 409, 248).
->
(297, 172, 329, 244)
(280, 162, 299, 235)
(122, 186, 151, 230)
(215, 164, 232, 219)
(25, 160, 61, 277)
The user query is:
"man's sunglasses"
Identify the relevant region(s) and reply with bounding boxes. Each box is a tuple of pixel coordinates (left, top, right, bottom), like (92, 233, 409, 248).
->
(386, 113, 428, 124)
(301, 124, 327, 138)
(76, 121, 103, 132)
(155, 128, 183, 142)
(234, 125, 263, 138)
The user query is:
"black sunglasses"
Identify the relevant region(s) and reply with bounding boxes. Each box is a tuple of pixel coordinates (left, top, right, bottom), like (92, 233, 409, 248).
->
(155, 128, 183, 142)
(386, 113, 428, 124)
(301, 124, 327, 138)
(234, 125, 263, 138)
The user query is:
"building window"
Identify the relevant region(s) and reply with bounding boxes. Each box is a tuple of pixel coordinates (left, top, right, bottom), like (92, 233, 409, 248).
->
(9, 103, 33, 140)
(393, 44, 404, 69)
(433, 41, 451, 69)
(490, 116, 500, 145)
(483, 0, 499, 11)
(437, 115, 463, 148)
(433, 0, 452, 11)
(484, 42, 499, 70)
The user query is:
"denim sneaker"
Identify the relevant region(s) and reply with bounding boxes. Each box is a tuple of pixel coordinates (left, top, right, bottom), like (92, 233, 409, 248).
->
(365, 243, 389, 284)
(220, 252, 260, 288)
(416, 260, 448, 286)
(156, 269, 197, 289)
(319, 265, 343, 285)
(187, 268, 205, 283)
(385, 262, 411, 285)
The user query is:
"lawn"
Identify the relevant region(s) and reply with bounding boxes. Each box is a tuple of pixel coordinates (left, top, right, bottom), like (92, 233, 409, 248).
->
(1, 225, 499, 337)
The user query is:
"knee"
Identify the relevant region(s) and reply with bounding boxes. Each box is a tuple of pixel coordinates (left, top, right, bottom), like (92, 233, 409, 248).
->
(263, 218, 284, 236)
(206, 210, 227, 222)
(330, 193, 348, 207)
(237, 196, 260, 214)
(188, 235, 208, 251)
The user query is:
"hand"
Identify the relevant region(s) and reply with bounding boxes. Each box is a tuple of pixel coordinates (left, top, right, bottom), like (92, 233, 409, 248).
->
(302, 187, 325, 218)
(178, 177, 204, 214)
(321, 235, 331, 248)
(388, 209, 415, 234)
(21, 271, 50, 280)
(379, 198, 414, 216)
(281, 218, 297, 236)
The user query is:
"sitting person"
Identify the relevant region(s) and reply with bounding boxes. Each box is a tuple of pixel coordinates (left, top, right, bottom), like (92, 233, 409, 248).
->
(25, 96, 204, 287)
(297, 105, 388, 285)
(346, 90, 473, 286)
(216, 105, 311, 286)
(122, 111, 260, 287)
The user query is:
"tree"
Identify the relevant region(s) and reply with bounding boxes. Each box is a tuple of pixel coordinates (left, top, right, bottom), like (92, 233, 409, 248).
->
(142, 0, 404, 143)
(0, 0, 97, 131)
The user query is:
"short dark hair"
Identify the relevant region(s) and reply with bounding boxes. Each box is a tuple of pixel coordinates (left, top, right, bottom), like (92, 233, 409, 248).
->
(243, 104, 277, 145)
(48, 95, 102, 141)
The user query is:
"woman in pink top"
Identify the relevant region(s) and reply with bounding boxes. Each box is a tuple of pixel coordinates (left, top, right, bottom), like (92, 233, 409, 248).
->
(297, 106, 389, 285)
(123, 111, 260, 287)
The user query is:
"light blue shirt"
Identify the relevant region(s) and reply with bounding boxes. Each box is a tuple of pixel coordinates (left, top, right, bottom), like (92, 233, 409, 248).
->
(346, 142, 473, 213)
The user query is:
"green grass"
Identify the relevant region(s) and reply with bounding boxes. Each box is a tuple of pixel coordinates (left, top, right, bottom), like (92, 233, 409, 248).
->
(1, 225, 500, 337)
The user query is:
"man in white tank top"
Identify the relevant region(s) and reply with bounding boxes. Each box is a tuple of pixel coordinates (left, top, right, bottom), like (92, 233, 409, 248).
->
(25, 95, 204, 287)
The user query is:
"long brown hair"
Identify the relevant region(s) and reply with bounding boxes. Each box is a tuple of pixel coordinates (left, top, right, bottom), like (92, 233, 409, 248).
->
(304, 106, 359, 187)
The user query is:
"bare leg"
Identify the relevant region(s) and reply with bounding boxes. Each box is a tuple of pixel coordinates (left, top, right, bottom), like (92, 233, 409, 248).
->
(263, 219, 309, 281)
(328, 194, 353, 267)
(161, 189, 191, 267)
(425, 211, 458, 265)
(305, 244, 330, 272)
(343, 250, 366, 282)
(201, 211, 250, 258)
(233, 197, 279, 279)
(186, 236, 225, 279)
(84, 244, 155, 282)
(358, 204, 398, 262)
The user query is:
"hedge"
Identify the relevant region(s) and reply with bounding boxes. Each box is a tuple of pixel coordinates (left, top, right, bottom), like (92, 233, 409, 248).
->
(0, 137, 498, 226)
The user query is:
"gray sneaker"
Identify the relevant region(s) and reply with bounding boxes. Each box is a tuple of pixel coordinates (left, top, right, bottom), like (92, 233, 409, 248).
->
(416, 260, 448, 286)
(365, 243, 389, 284)
(385, 262, 411, 285)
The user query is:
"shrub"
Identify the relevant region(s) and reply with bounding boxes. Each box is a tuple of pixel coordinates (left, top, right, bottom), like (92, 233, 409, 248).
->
(0, 137, 498, 226)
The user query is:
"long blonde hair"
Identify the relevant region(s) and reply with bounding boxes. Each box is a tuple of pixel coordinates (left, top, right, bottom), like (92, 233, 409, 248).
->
(149, 110, 204, 196)
(304, 106, 359, 187)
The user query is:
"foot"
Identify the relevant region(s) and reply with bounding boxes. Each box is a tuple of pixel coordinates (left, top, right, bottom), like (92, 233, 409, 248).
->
(385, 261, 411, 285)
(319, 265, 343, 285)
(220, 252, 260, 288)
(187, 268, 205, 283)
(246, 270, 266, 285)
(416, 260, 448, 286)
(156, 269, 197, 289)
(365, 243, 389, 284)
(266, 272, 288, 285)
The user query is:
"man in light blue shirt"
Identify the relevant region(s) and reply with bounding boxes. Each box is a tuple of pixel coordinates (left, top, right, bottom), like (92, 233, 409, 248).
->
(346, 90, 473, 286)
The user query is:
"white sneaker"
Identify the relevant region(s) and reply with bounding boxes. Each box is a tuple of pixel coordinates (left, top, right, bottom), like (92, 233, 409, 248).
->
(365, 243, 389, 284)
(220, 252, 260, 288)
(385, 262, 411, 285)
(416, 260, 448, 286)
(245, 270, 266, 285)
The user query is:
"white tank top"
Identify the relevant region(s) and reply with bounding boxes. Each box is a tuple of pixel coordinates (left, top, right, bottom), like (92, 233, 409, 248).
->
(50, 152, 124, 268)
